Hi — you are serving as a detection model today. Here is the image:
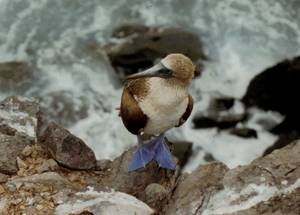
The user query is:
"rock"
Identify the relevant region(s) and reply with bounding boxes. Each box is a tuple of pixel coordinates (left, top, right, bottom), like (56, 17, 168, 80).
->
(142, 183, 169, 210)
(192, 97, 246, 129)
(35, 159, 59, 174)
(203, 152, 215, 162)
(73, 211, 94, 215)
(0, 96, 41, 174)
(193, 98, 246, 129)
(103, 24, 205, 78)
(226, 188, 300, 215)
(163, 162, 228, 215)
(225, 188, 300, 215)
(0, 62, 33, 93)
(55, 188, 154, 215)
(0, 134, 33, 174)
(263, 130, 300, 155)
(163, 140, 300, 215)
(242, 57, 300, 147)
(229, 127, 258, 138)
(0, 173, 9, 183)
(0, 96, 39, 139)
(242, 56, 300, 117)
(172, 141, 193, 168)
(193, 114, 246, 129)
(6, 172, 74, 191)
(95, 159, 112, 171)
(0, 198, 9, 215)
(0, 184, 5, 194)
(201, 141, 300, 215)
(40, 122, 96, 170)
(106, 146, 179, 194)
(209, 97, 235, 111)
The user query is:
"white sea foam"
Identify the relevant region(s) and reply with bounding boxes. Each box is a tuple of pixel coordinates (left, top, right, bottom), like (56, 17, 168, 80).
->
(0, 0, 299, 170)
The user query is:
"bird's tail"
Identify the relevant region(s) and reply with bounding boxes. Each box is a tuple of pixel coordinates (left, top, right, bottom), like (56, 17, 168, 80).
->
(128, 137, 176, 172)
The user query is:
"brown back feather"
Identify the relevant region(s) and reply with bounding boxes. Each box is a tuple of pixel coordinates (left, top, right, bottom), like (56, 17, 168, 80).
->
(120, 80, 149, 135)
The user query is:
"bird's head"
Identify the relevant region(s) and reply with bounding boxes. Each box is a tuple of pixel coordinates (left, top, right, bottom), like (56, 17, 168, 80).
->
(126, 53, 196, 85)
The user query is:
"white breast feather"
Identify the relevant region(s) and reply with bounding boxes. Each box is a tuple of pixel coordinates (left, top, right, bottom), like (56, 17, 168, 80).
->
(137, 78, 189, 135)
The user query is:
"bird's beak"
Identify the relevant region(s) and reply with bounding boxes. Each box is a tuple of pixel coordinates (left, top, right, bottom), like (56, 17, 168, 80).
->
(126, 63, 173, 80)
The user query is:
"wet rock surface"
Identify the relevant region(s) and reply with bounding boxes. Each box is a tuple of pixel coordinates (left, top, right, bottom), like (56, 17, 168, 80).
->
(102, 24, 206, 78)
(40, 122, 97, 170)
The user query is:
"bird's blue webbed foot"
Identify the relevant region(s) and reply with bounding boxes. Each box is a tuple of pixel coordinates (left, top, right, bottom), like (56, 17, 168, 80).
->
(153, 134, 176, 170)
(128, 135, 156, 172)
(128, 134, 176, 172)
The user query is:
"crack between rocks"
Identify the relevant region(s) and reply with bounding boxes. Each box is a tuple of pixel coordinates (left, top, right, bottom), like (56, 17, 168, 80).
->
(257, 165, 277, 184)
(284, 166, 300, 176)
(194, 191, 212, 215)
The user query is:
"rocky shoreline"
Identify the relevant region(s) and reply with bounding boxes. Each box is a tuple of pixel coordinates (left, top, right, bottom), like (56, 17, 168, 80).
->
(0, 96, 299, 215)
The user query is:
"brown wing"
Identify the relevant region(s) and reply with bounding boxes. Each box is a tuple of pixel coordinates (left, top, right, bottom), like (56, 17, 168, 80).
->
(120, 86, 148, 135)
(176, 95, 193, 127)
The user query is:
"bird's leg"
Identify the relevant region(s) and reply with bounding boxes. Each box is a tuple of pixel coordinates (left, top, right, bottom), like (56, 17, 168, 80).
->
(151, 133, 176, 170)
(128, 133, 176, 172)
(128, 135, 156, 172)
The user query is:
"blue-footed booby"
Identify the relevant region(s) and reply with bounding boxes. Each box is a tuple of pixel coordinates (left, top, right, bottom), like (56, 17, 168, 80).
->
(120, 53, 195, 172)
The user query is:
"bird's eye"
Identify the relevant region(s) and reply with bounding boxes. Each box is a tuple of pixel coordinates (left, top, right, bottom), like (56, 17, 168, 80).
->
(157, 67, 173, 78)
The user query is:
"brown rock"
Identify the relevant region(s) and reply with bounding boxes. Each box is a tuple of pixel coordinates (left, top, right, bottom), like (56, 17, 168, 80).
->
(0, 173, 9, 183)
(0, 134, 33, 174)
(6, 172, 74, 191)
(163, 162, 228, 215)
(95, 159, 112, 171)
(40, 122, 96, 170)
(142, 183, 169, 210)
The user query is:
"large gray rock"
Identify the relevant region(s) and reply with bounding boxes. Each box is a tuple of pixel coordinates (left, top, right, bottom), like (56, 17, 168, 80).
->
(163, 162, 228, 215)
(40, 122, 96, 170)
(102, 24, 205, 78)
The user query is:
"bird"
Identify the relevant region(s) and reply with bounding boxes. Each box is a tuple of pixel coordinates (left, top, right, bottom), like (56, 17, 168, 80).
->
(119, 53, 195, 172)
